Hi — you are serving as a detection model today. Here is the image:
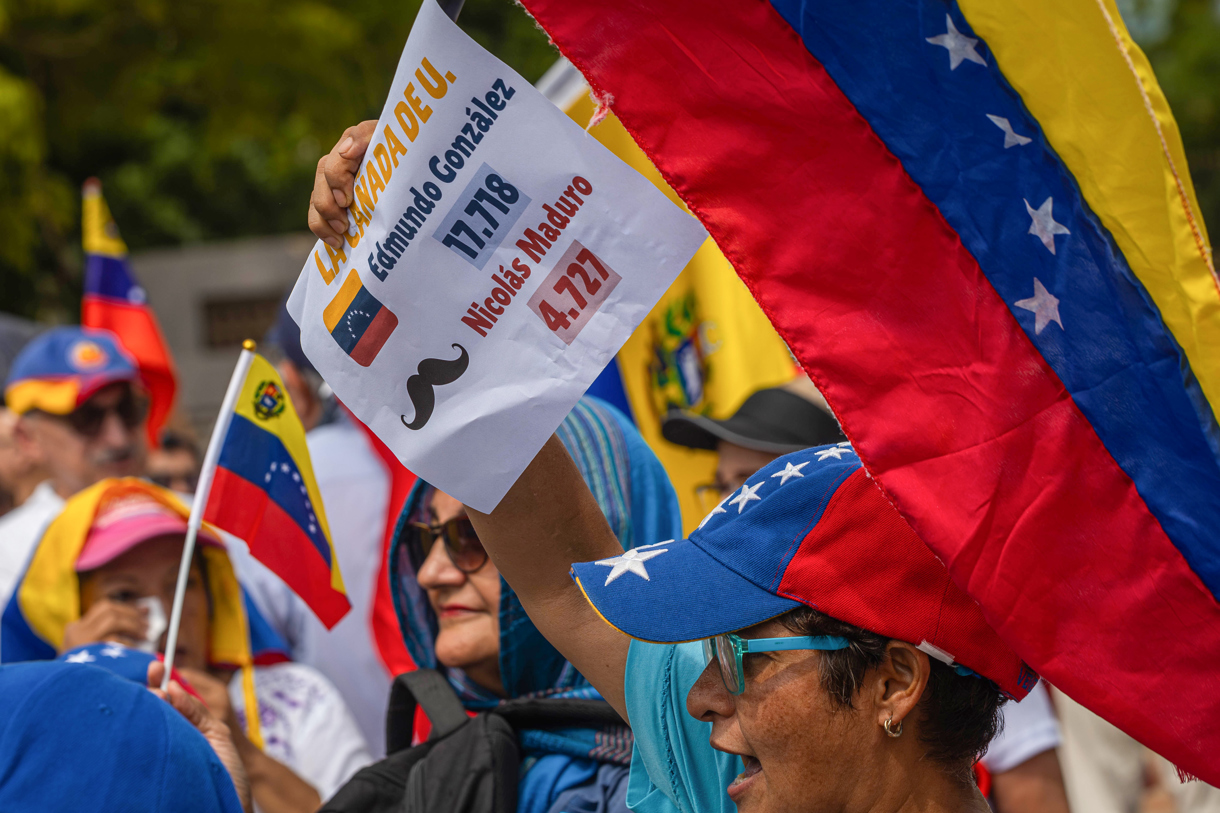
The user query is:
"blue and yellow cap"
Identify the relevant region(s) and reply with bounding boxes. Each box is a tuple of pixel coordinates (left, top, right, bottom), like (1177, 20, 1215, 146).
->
(5, 327, 138, 415)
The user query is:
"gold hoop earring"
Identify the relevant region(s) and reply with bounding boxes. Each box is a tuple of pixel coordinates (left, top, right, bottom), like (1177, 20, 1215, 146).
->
(883, 716, 903, 738)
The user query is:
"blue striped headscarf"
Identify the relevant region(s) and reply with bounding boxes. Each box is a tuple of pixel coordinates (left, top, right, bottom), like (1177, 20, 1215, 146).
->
(389, 397, 682, 811)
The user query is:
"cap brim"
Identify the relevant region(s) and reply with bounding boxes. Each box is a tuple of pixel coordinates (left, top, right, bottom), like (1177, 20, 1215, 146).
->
(76, 369, 140, 407)
(77, 518, 222, 572)
(570, 537, 801, 643)
(660, 411, 811, 455)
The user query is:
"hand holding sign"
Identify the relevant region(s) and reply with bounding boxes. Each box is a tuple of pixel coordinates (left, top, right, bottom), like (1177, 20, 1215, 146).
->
(290, 0, 705, 511)
(309, 121, 378, 249)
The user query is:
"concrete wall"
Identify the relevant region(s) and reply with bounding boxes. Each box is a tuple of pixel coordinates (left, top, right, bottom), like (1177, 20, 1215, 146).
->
(131, 233, 314, 437)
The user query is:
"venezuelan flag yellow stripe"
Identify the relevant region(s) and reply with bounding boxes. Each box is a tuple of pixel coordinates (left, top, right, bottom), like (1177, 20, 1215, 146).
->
(232, 355, 344, 593)
(959, 0, 1219, 424)
(81, 181, 129, 258)
(322, 271, 364, 334)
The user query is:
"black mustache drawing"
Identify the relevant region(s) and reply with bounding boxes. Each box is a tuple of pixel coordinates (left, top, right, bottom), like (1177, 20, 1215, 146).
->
(400, 344, 470, 430)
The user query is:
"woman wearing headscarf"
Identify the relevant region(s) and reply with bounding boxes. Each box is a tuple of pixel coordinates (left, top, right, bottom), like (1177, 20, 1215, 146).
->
(388, 396, 682, 813)
(1, 478, 372, 812)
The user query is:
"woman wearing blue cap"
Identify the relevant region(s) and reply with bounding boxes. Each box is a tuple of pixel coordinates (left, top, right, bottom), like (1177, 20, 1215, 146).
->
(460, 437, 1040, 813)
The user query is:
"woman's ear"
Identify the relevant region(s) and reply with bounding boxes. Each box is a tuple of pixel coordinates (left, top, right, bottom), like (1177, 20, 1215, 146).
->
(870, 641, 931, 732)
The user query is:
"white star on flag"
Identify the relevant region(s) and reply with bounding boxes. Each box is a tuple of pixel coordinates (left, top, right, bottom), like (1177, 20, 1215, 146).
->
(815, 447, 850, 461)
(771, 461, 809, 485)
(634, 540, 674, 550)
(698, 497, 729, 530)
(65, 650, 96, 664)
(986, 115, 1032, 148)
(1014, 278, 1064, 335)
(101, 643, 127, 659)
(728, 481, 764, 513)
(595, 546, 669, 585)
(1024, 197, 1071, 254)
(926, 15, 986, 70)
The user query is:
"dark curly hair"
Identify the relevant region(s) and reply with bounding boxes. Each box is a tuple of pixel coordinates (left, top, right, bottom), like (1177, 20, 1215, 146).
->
(781, 606, 1005, 783)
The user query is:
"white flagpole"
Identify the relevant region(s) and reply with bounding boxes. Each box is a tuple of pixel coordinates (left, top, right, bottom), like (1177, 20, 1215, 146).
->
(161, 339, 257, 689)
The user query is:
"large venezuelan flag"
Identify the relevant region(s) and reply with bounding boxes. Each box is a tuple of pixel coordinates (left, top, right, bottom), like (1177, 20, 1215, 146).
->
(521, 0, 1220, 782)
(540, 66, 799, 531)
(81, 179, 178, 447)
(204, 354, 350, 628)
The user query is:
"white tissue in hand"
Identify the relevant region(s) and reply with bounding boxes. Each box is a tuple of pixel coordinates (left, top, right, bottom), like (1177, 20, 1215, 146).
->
(135, 596, 167, 654)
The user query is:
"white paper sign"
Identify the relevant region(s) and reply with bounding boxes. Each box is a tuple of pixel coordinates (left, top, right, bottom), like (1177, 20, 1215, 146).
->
(288, 0, 705, 511)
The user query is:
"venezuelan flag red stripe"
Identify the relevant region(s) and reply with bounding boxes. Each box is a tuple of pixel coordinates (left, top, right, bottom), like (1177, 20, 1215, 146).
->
(343, 404, 419, 676)
(519, 0, 1220, 782)
(206, 467, 350, 628)
(82, 255, 177, 447)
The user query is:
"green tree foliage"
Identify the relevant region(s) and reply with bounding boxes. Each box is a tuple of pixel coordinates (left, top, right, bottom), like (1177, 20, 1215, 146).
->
(1, 1, 1216, 320)
(0, 0, 556, 318)
(1129, 0, 1220, 249)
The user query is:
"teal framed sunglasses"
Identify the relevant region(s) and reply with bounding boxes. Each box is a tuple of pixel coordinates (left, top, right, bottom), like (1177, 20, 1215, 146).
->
(702, 632, 850, 694)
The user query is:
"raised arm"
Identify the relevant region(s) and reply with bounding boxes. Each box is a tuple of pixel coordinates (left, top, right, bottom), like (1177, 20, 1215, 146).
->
(307, 130, 633, 718)
(465, 435, 632, 718)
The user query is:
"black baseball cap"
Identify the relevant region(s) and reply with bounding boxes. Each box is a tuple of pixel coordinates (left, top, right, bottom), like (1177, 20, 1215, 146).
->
(661, 386, 845, 454)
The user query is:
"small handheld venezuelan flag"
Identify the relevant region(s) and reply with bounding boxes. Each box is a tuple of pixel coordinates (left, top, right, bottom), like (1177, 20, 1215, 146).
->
(199, 341, 349, 629)
(162, 341, 347, 685)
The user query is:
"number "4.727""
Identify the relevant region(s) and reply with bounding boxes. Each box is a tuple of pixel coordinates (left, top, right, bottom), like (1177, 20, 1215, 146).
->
(538, 248, 610, 331)
(527, 242, 622, 346)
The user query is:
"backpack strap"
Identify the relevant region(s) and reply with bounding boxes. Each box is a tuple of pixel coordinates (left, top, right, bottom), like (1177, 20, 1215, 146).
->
(494, 697, 626, 730)
(386, 669, 470, 753)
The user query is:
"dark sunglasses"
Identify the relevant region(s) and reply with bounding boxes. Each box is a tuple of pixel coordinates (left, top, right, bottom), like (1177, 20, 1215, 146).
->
(409, 516, 488, 574)
(63, 389, 147, 438)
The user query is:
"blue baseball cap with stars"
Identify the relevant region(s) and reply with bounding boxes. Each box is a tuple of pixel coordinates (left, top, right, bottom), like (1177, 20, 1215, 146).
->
(570, 444, 1036, 699)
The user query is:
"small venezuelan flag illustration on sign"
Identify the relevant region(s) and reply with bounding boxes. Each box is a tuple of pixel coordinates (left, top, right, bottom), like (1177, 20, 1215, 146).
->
(323, 270, 398, 367)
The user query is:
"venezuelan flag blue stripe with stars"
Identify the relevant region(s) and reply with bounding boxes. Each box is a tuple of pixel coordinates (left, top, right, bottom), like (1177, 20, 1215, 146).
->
(765, 0, 1220, 596)
(216, 414, 332, 567)
(204, 353, 347, 628)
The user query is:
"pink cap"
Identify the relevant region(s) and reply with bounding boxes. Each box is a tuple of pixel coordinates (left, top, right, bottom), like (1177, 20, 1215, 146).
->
(76, 492, 221, 572)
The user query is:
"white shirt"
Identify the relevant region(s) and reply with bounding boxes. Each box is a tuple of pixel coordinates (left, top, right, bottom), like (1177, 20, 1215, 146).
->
(0, 481, 64, 617)
(229, 662, 374, 802)
(981, 680, 1062, 773)
(237, 416, 394, 757)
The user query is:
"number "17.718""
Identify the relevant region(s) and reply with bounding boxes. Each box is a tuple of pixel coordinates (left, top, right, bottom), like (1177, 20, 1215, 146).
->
(441, 175, 520, 260)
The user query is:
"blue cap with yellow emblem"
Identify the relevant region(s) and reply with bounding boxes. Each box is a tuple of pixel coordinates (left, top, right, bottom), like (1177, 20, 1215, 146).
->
(4, 326, 139, 415)
(570, 444, 1038, 699)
